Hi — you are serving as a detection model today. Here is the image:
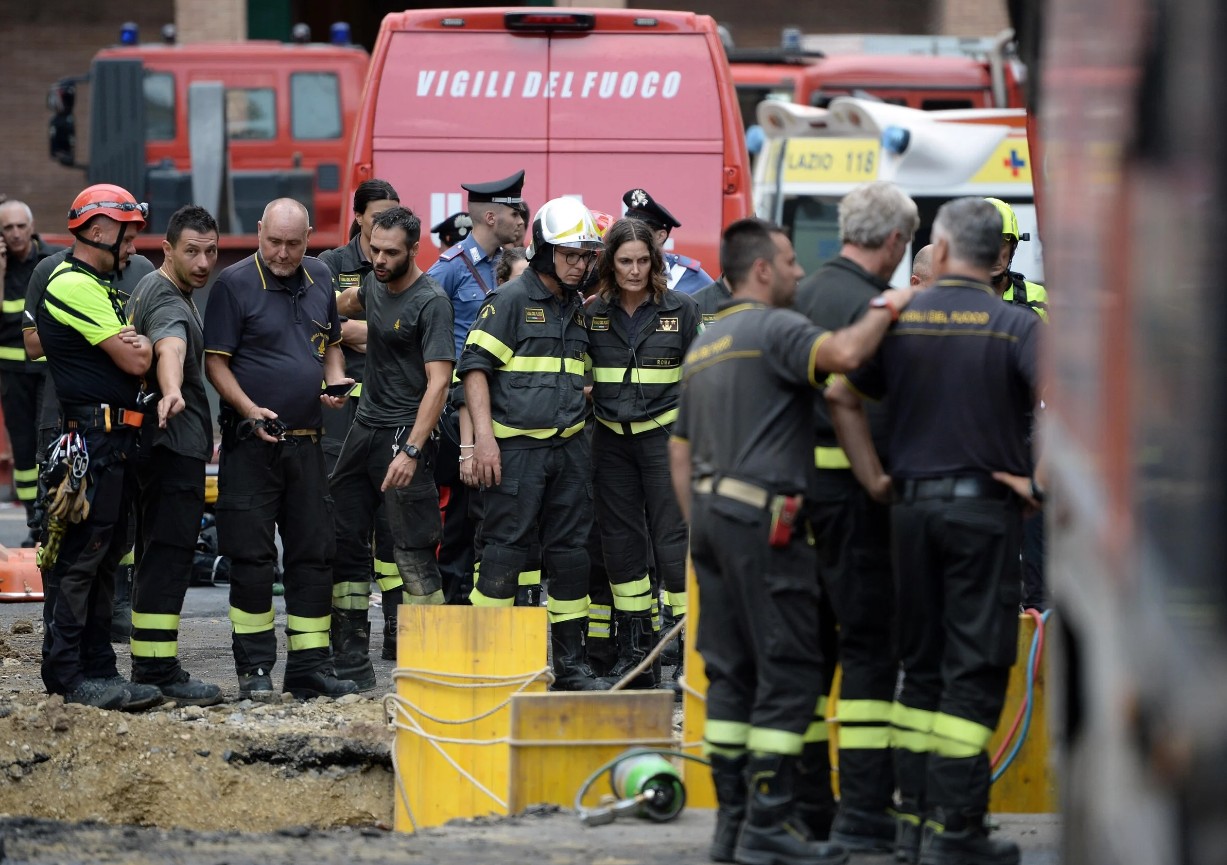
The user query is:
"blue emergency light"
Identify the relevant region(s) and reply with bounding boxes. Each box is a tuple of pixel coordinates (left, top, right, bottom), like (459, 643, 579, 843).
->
(330, 21, 351, 46)
(881, 126, 911, 155)
(120, 22, 139, 46)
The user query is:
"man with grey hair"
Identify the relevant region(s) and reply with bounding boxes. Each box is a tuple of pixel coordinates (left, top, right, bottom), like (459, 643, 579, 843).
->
(791, 181, 919, 851)
(826, 197, 1039, 865)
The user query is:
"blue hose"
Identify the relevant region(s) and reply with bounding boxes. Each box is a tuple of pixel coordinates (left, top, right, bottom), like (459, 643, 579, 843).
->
(991, 609, 1051, 783)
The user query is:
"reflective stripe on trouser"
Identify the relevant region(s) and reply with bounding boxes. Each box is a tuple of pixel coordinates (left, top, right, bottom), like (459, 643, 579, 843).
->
(374, 559, 401, 593)
(0, 370, 44, 510)
(662, 589, 688, 617)
(472, 438, 593, 617)
(218, 435, 335, 677)
(131, 448, 206, 681)
(690, 492, 826, 760)
(891, 494, 1023, 819)
(808, 468, 899, 809)
(585, 518, 616, 668)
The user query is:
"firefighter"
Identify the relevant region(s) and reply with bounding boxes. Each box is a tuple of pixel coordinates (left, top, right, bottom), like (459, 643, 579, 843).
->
(584, 218, 700, 688)
(125, 205, 223, 706)
(691, 276, 731, 327)
(331, 206, 455, 689)
(984, 197, 1048, 320)
(622, 188, 714, 295)
(671, 217, 916, 865)
(457, 197, 611, 692)
(37, 183, 162, 711)
(826, 198, 1038, 865)
(0, 200, 63, 543)
(319, 179, 403, 658)
(203, 198, 357, 701)
(793, 181, 920, 850)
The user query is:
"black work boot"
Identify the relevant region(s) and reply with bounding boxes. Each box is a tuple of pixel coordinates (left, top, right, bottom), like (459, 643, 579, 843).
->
(659, 609, 684, 665)
(283, 666, 360, 700)
(238, 669, 277, 703)
(709, 752, 748, 863)
(606, 610, 658, 688)
(794, 742, 837, 840)
(330, 608, 376, 691)
(896, 813, 924, 865)
(149, 668, 223, 707)
(918, 812, 1019, 865)
(110, 560, 134, 643)
(734, 753, 850, 865)
(549, 618, 613, 692)
(381, 607, 398, 662)
(829, 806, 898, 853)
(68, 677, 163, 712)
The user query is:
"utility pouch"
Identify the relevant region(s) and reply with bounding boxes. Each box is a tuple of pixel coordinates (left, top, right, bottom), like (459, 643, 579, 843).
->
(767, 494, 803, 549)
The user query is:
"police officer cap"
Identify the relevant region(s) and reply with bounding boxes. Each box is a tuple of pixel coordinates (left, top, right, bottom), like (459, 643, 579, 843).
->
(432, 212, 473, 248)
(462, 170, 526, 205)
(623, 188, 681, 232)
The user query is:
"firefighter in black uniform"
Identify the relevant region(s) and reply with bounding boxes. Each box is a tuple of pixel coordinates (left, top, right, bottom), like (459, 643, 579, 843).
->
(331, 206, 455, 688)
(793, 181, 920, 851)
(0, 200, 63, 542)
(670, 217, 917, 865)
(691, 276, 731, 327)
(204, 198, 357, 701)
(319, 179, 404, 658)
(458, 197, 610, 692)
(125, 205, 224, 706)
(37, 183, 163, 711)
(585, 218, 700, 688)
(827, 198, 1039, 865)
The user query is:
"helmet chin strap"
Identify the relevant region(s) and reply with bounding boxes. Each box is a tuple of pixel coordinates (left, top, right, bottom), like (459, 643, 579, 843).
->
(73, 224, 125, 280)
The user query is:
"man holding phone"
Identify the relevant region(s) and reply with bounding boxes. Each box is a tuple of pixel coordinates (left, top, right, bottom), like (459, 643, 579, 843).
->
(332, 206, 454, 688)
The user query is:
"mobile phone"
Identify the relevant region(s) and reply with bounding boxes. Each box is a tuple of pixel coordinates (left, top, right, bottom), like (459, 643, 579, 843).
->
(322, 383, 357, 397)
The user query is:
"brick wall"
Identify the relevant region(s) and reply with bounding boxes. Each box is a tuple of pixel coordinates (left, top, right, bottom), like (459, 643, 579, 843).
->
(0, 1, 172, 234)
(175, 0, 245, 43)
(653, 0, 941, 48)
(935, 0, 1010, 36)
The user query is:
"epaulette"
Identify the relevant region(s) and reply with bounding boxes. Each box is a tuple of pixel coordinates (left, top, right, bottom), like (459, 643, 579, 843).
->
(673, 254, 702, 273)
(438, 243, 466, 263)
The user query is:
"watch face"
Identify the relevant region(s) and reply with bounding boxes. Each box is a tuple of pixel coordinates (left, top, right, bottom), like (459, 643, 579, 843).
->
(405, 444, 421, 459)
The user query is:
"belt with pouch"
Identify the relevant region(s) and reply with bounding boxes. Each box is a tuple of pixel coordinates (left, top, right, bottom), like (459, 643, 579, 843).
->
(893, 475, 1012, 502)
(62, 403, 145, 432)
(693, 475, 804, 548)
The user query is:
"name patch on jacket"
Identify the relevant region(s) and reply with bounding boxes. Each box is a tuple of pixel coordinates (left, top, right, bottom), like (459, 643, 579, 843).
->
(525, 307, 546, 323)
(657, 317, 679, 332)
(590, 316, 610, 331)
(338, 273, 361, 288)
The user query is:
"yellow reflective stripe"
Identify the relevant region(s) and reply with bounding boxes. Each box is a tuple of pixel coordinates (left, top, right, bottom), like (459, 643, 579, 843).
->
(349, 383, 363, 397)
(470, 587, 514, 607)
(892, 702, 937, 733)
(814, 446, 851, 470)
(491, 419, 586, 440)
(588, 604, 612, 620)
(287, 614, 330, 634)
(119, 550, 135, 567)
(595, 408, 679, 435)
(592, 366, 681, 385)
(930, 713, 993, 758)
(332, 594, 369, 611)
(374, 559, 399, 576)
(15, 487, 36, 501)
(588, 622, 611, 638)
(0, 347, 25, 361)
(747, 727, 804, 756)
(815, 694, 829, 716)
(13, 468, 39, 482)
(332, 581, 370, 599)
(837, 699, 894, 723)
(1, 299, 25, 313)
(804, 718, 831, 743)
(466, 329, 515, 364)
(518, 569, 542, 586)
(704, 743, 748, 759)
(610, 574, 651, 597)
(839, 727, 893, 749)
(807, 332, 830, 388)
(376, 573, 403, 592)
(705, 719, 751, 747)
(131, 612, 180, 631)
(546, 595, 590, 616)
(230, 607, 275, 634)
(402, 588, 445, 605)
(288, 632, 331, 651)
(892, 729, 932, 753)
(666, 592, 687, 615)
(592, 366, 623, 383)
(130, 639, 178, 658)
(613, 594, 654, 613)
(502, 355, 586, 376)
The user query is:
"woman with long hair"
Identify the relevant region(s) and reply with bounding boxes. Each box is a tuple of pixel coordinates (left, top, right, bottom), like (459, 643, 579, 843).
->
(584, 217, 701, 688)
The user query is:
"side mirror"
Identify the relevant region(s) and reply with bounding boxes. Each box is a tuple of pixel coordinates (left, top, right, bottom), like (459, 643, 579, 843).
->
(47, 82, 77, 167)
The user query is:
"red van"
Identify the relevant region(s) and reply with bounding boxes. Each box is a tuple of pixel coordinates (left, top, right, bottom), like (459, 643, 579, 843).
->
(345, 8, 751, 271)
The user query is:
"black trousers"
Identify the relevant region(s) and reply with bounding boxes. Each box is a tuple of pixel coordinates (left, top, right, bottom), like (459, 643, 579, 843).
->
(438, 483, 477, 603)
(41, 428, 138, 694)
(130, 447, 205, 683)
(890, 493, 1022, 823)
(808, 468, 897, 811)
(331, 421, 441, 606)
(472, 437, 592, 619)
(691, 490, 825, 756)
(1, 369, 45, 514)
(215, 434, 335, 678)
(592, 425, 687, 616)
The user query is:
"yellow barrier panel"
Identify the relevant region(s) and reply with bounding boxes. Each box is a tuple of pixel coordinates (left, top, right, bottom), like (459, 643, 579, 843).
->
(989, 613, 1056, 813)
(508, 691, 676, 811)
(680, 559, 717, 809)
(388, 605, 549, 832)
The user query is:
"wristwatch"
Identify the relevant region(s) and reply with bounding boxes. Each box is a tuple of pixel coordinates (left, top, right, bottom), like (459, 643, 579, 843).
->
(869, 294, 899, 322)
(403, 443, 421, 460)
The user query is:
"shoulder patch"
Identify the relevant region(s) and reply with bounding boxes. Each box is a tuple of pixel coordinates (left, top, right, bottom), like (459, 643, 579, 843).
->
(675, 255, 702, 273)
(438, 243, 465, 262)
(657, 317, 679, 332)
(701, 313, 717, 324)
(590, 315, 610, 331)
(525, 307, 546, 323)
(338, 273, 362, 288)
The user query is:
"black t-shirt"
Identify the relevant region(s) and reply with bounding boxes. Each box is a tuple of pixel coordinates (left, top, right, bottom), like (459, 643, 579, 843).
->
(354, 272, 455, 428)
(37, 257, 141, 409)
(127, 270, 212, 460)
(203, 254, 341, 429)
(675, 300, 828, 491)
(846, 276, 1039, 478)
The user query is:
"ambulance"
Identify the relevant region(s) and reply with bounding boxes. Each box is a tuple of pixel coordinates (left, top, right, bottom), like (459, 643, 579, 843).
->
(753, 97, 1040, 284)
(344, 8, 752, 271)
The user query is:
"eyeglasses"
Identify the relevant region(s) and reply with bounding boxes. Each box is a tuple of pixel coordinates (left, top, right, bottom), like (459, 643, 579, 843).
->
(560, 250, 599, 267)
